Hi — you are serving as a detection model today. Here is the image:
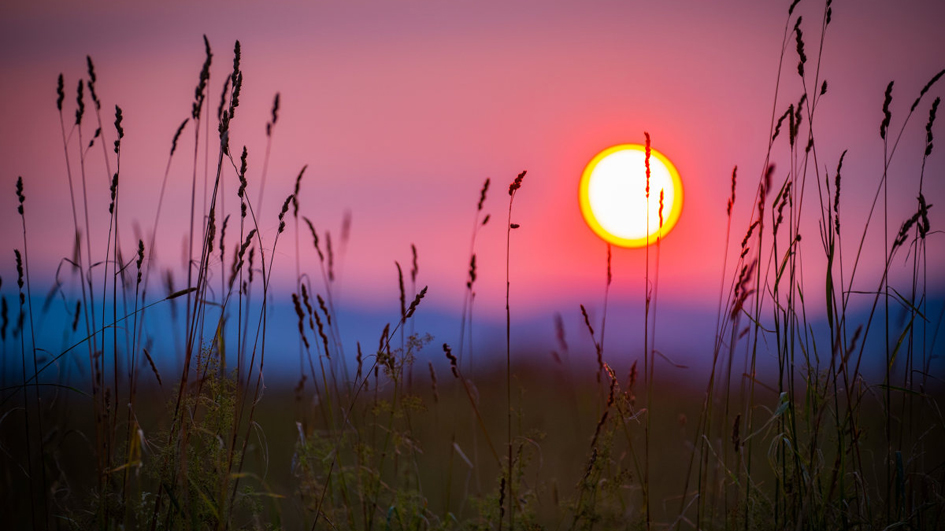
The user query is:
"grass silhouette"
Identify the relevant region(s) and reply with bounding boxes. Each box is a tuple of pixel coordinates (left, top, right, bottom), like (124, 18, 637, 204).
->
(1, 2, 944, 529)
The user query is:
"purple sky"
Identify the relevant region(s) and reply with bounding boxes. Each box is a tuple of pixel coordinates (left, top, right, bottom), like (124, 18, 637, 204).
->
(2, 0, 944, 373)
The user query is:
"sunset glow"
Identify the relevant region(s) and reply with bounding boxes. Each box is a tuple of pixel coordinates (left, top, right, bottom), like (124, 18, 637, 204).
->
(579, 144, 683, 247)
(2, 2, 945, 527)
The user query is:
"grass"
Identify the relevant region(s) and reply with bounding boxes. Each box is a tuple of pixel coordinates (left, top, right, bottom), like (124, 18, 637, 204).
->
(2, 1, 945, 529)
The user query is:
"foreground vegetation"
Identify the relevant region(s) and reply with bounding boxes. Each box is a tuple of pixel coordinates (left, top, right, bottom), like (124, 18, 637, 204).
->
(2, 1, 944, 529)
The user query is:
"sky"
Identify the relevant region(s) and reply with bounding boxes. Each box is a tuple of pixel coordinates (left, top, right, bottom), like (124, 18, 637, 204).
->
(1, 0, 944, 377)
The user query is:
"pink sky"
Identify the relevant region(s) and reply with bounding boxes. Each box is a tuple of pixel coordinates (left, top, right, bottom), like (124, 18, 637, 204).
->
(2, 0, 944, 369)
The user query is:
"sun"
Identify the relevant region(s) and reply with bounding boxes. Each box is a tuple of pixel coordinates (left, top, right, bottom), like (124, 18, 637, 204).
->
(579, 144, 683, 248)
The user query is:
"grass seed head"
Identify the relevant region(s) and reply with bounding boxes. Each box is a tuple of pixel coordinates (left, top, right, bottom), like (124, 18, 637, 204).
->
(604, 364, 617, 407)
(378, 323, 390, 353)
(192, 35, 212, 119)
(834, 150, 847, 234)
(292, 293, 310, 349)
(303, 217, 324, 261)
(108, 173, 118, 214)
(917, 193, 932, 238)
(740, 220, 759, 258)
(14, 250, 25, 305)
(881, 81, 894, 140)
(644, 131, 651, 198)
(142, 348, 163, 386)
(316, 294, 331, 327)
(88, 128, 100, 150)
(405, 286, 427, 319)
(86, 55, 101, 110)
(926, 97, 940, 157)
(326, 232, 334, 281)
(248, 246, 256, 283)
(773, 105, 792, 142)
(791, 94, 807, 145)
(228, 41, 242, 121)
(238, 146, 248, 218)
(659, 189, 665, 229)
(508, 170, 526, 196)
(794, 17, 807, 77)
(774, 181, 792, 234)
(301, 284, 315, 329)
(114, 105, 124, 153)
(911, 68, 945, 113)
(56, 73, 65, 111)
(478, 177, 490, 211)
(232, 40, 241, 81)
(606, 244, 612, 286)
(219, 214, 229, 262)
(267, 92, 280, 136)
(136, 240, 145, 285)
(207, 208, 217, 254)
(894, 209, 922, 249)
(443, 343, 459, 378)
(75, 79, 85, 126)
(170, 119, 188, 156)
(580, 304, 594, 338)
(758, 164, 775, 221)
(312, 303, 330, 358)
(356, 342, 363, 380)
(16, 176, 25, 215)
(217, 74, 231, 125)
(70, 300, 79, 332)
(292, 165, 307, 217)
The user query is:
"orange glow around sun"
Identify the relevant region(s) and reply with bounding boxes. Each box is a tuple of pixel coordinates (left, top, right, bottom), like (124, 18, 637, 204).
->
(579, 144, 683, 248)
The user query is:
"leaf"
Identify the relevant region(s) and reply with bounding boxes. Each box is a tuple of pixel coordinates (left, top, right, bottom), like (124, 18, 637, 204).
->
(774, 392, 790, 417)
(453, 442, 474, 469)
(655, 350, 689, 369)
(878, 384, 927, 398)
(888, 286, 929, 321)
(888, 320, 914, 370)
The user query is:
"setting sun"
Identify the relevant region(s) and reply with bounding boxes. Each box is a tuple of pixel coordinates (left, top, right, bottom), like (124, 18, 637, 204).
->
(579, 143, 683, 248)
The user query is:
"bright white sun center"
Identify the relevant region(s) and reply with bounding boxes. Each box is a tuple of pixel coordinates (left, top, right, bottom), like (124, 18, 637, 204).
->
(580, 145, 682, 247)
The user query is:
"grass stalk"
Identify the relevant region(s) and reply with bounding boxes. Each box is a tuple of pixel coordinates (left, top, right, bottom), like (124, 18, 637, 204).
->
(16, 176, 47, 528)
(505, 170, 526, 530)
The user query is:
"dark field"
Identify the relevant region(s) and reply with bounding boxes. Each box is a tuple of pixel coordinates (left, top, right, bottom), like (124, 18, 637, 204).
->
(5, 360, 942, 529)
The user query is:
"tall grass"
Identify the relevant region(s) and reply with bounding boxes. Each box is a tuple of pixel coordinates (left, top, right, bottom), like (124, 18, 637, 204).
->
(1, 1, 944, 529)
